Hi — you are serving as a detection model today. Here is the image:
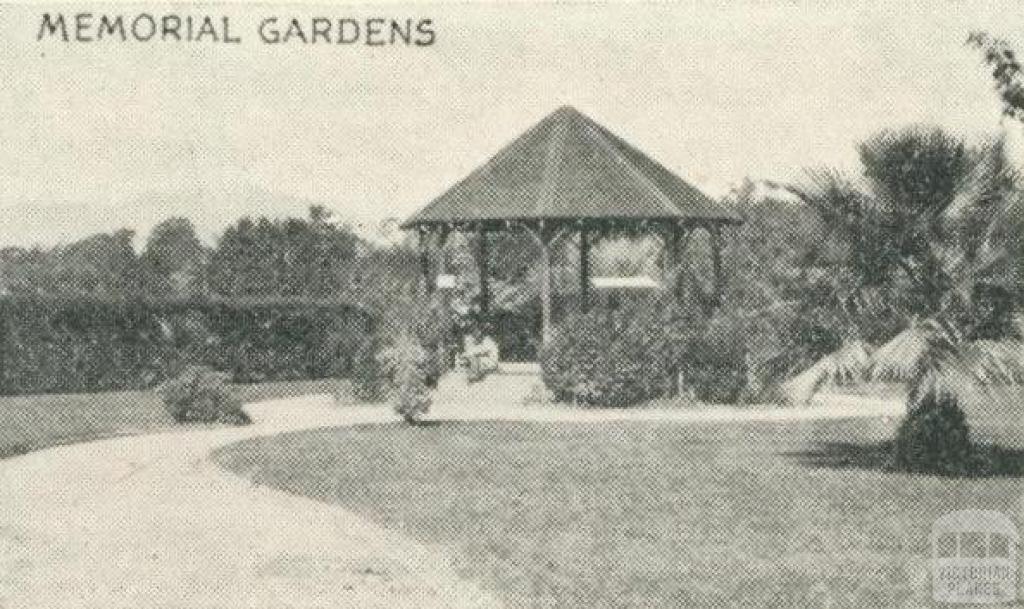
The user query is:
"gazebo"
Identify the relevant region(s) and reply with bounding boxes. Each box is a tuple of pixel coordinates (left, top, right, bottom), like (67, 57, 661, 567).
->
(401, 106, 741, 343)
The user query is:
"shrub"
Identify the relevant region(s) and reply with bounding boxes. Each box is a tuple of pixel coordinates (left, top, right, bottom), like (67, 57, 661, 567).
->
(683, 317, 748, 404)
(378, 333, 432, 423)
(350, 335, 390, 403)
(156, 365, 250, 425)
(541, 300, 697, 407)
(893, 390, 973, 476)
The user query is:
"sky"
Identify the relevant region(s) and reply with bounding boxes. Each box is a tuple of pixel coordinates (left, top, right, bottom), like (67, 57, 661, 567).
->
(1, 1, 1022, 248)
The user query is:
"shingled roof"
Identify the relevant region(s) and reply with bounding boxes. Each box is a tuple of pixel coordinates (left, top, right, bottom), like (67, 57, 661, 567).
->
(403, 106, 741, 228)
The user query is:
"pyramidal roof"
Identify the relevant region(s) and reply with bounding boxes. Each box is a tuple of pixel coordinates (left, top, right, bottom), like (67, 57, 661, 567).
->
(403, 106, 741, 228)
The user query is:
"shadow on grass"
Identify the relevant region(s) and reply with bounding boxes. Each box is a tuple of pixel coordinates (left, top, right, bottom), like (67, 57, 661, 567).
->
(787, 441, 1024, 479)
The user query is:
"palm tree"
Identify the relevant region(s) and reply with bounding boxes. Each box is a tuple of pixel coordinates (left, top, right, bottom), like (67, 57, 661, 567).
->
(795, 126, 1023, 472)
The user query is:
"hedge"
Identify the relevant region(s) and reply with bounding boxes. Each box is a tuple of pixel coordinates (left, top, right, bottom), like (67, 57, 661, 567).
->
(0, 296, 372, 395)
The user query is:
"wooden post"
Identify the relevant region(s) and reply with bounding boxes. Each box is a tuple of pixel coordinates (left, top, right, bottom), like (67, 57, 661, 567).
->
(579, 226, 591, 311)
(418, 227, 433, 294)
(523, 221, 569, 345)
(0, 299, 6, 396)
(437, 226, 450, 276)
(476, 225, 490, 316)
(665, 224, 693, 303)
(663, 224, 679, 301)
(539, 224, 553, 343)
(522, 221, 554, 344)
(710, 224, 723, 307)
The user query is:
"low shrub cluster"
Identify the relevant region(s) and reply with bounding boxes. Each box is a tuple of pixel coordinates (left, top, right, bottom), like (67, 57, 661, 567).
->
(540, 298, 747, 407)
(156, 365, 250, 425)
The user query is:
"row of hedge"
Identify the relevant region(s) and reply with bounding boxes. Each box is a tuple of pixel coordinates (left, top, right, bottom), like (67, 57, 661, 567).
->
(0, 296, 372, 395)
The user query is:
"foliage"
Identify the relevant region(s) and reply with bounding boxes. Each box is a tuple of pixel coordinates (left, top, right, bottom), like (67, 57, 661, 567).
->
(378, 332, 432, 423)
(683, 314, 749, 403)
(893, 390, 973, 476)
(156, 365, 250, 425)
(798, 127, 979, 317)
(541, 298, 713, 407)
(350, 335, 390, 402)
(968, 32, 1024, 120)
(0, 297, 169, 394)
(0, 206, 389, 304)
(0, 296, 371, 395)
(782, 106, 1024, 410)
(780, 340, 872, 405)
(140, 217, 208, 297)
(208, 207, 360, 297)
(0, 230, 142, 296)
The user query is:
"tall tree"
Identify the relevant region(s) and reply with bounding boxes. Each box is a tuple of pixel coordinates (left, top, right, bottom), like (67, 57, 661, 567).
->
(208, 207, 361, 297)
(781, 36, 1024, 472)
(800, 127, 976, 318)
(141, 218, 208, 296)
(46, 229, 142, 296)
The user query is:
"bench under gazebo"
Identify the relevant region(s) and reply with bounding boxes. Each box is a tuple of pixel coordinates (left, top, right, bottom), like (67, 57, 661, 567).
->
(402, 105, 741, 346)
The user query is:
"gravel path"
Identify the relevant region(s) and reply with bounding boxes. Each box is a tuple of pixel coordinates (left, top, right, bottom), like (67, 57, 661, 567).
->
(0, 390, 902, 608)
(0, 397, 499, 609)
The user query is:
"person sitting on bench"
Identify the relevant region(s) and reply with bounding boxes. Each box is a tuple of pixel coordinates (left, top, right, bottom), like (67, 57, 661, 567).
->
(461, 325, 499, 383)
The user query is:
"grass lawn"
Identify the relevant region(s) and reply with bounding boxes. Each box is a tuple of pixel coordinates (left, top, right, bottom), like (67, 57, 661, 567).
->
(214, 416, 1024, 608)
(0, 378, 346, 459)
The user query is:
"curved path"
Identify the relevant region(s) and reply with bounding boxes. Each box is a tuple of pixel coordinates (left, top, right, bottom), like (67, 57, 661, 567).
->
(0, 397, 500, 609)
(0, 392, 902, 608)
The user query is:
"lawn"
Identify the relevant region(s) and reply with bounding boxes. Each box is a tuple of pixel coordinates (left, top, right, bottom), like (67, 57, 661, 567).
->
(0, 378, 347, 459)
(214, 416, 1024, 608)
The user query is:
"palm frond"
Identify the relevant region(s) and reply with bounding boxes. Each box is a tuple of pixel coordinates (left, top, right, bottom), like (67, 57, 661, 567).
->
(781, 340, 872, 405)
(904, 331, 1024, 410)
(959, 339, 1024, 384)
(866, 324, 931, 382)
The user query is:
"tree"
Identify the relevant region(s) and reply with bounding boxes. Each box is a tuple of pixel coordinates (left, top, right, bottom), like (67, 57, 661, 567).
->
(208, 207, 361, 297)
(782, 35, 1024, 472)
(965, 32, 1024, 294)
(46, 229, 142, 296)
(799, 127, 978, 318)
(141, 218, 208, 296)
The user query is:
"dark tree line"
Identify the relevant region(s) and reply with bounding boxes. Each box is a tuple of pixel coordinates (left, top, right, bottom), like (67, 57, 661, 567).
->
(0, 206, 417, 303)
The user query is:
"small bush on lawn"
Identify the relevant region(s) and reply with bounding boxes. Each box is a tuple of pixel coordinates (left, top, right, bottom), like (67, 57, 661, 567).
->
(156, 366, 250, 425)
(349, 292, 451, 404)
(893, 390, 973, 476)
(378, 333, 432, 423)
